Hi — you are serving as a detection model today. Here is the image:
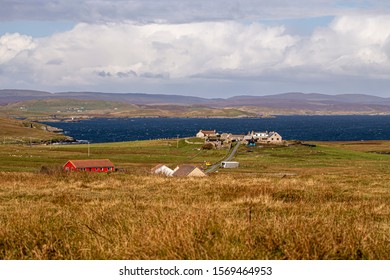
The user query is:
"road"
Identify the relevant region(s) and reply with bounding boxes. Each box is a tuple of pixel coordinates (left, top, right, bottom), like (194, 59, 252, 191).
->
(205, 141, 241, 174)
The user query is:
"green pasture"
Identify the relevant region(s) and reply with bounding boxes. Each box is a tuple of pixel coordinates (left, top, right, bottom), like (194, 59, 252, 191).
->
(1, 139, 390, 176)
(221, 142, 390, 176)
(0, 139, 228, 172)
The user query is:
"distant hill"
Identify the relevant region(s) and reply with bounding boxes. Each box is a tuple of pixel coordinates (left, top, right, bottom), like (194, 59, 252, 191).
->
(0, 89, 214, 106)
(0, 98, 257, 120)
(1, 89, 390, 116)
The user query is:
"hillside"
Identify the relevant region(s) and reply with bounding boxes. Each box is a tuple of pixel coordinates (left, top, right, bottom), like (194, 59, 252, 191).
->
(0, 117, 72, 143)
(1, 89, 390, 116)
(0, 99, 257, 120)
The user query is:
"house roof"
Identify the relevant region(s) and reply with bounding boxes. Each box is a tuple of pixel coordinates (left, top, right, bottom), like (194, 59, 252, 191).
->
(151, 164, 172, 173)
(200, 130, 216, 135)
(66, 159, 114, 168)
(172, 164, 205, 177)
(151, 164, 164, 172)
(268, 132, 280, 137)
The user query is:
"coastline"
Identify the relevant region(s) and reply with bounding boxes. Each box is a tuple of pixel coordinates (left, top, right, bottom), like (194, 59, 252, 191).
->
(40, 115, 390, 144)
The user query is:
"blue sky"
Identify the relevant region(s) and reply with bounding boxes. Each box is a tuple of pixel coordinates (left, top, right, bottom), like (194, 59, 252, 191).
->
(0, 20, 75, 37)
(1, 0, 390, 97)
(0, 17, 334, 38)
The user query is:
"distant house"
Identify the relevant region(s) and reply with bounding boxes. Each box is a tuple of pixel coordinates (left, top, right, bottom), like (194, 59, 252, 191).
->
(220, 133, 232, 140)
(172, 164, 207, 177)
(251, 131, 283, 144)
(63, 159, 115, 172)
(267, 131, 283, 143)
(151, 164, 174, 176)
(196, 130, 217, 138)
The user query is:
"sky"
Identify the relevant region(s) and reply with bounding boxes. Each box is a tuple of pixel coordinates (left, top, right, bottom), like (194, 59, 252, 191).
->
(1, 0, 390, 98)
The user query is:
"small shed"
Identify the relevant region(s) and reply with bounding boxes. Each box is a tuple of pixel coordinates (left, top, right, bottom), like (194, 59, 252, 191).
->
(63, 159, 115, 172)
(220, 161, 239, 168)
(172, 164, 207, 177)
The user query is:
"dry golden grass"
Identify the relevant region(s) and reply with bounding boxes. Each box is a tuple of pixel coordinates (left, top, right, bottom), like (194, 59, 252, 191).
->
(0, 171, 388, 260)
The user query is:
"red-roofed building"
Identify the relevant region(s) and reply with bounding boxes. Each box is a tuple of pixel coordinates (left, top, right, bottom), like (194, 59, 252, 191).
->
(63, 159, 115, 172)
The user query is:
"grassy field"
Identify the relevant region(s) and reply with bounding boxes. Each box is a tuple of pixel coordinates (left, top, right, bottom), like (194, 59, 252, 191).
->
(0, 139, 389, 259)
(0, 139, 227, 172)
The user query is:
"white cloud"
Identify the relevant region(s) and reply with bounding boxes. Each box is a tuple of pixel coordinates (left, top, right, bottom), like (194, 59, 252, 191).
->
(283, 15, 390, 78)
(1, 15, 390, 96)
(1, 21, 298, 86)
(0, 33, 35, 64)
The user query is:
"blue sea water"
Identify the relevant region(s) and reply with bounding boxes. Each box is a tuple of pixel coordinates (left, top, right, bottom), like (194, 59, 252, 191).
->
(43, 115, 390, 143)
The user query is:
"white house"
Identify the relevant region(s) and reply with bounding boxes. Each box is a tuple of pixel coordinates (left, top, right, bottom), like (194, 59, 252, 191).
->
(196, 130, 217, 138)
(267, 131, 283, 143)
(151, 164, 174, 176)
(251, 131, 283, 143)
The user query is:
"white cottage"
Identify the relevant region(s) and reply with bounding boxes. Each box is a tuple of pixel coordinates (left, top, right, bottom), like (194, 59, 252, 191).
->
(151, 164, 174, 176)
(196, 130, 217, 138)
(252, 131, 283, 143)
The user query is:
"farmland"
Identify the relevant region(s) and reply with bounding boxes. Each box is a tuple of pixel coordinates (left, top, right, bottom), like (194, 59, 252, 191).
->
(0, 139, 389, 259)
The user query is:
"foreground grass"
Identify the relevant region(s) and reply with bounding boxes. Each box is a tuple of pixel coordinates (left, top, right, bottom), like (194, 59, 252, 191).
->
(0, 171, 388, 260)
(0, 140, 389, 259)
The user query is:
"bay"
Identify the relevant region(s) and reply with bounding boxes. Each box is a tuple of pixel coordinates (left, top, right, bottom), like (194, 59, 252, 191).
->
(43, 115, 390, 143)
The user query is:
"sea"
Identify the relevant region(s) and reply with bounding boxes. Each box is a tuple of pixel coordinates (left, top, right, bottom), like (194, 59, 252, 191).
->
(43, 115, 390, 143)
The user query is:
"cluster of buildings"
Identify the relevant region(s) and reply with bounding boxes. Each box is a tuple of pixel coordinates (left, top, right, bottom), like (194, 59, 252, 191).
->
(62, 159, 207, 177)
(62, 128, 283, 177)
(196, 129, 283, 147)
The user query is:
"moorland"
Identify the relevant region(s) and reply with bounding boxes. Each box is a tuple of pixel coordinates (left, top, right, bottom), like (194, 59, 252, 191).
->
(2, 90, 390, 122)
(0, 137, 388, 259)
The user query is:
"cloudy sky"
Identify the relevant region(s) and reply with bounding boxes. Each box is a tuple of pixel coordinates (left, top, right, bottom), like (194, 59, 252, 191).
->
(1, 0, 390, 97)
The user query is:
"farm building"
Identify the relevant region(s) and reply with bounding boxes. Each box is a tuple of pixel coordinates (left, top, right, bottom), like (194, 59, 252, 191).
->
(221, 161, 240, 168)
(196, 130, 217, 138)
(267, 131, 283, 143)
(172, 165, 207, 177)
(151, 164, 174, 176)
(63, 159, 115, 172)
(250, 131, 283, 144)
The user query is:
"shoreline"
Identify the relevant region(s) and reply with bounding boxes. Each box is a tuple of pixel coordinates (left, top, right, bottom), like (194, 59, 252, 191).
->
(31, 115, 390, 145)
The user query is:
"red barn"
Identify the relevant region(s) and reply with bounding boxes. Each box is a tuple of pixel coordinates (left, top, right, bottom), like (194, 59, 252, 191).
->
(63, 159, 115, 172)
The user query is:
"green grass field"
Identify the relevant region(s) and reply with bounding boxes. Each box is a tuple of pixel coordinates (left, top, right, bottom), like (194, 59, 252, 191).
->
(0, 139, 389, 259)
(0, 138, 228, 172)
